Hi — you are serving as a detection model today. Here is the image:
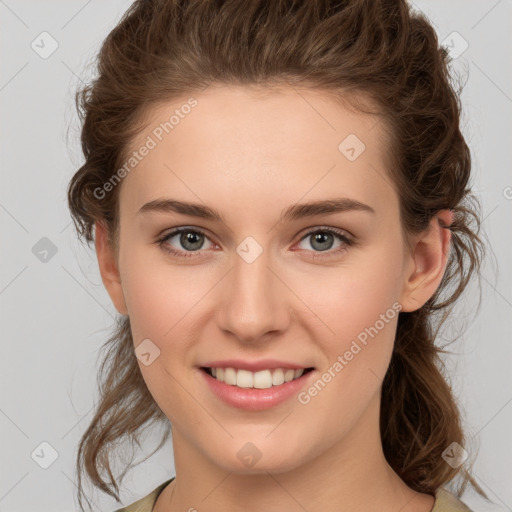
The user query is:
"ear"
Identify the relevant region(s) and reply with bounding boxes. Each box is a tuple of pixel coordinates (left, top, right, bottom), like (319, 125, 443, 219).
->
(399, 209, 453, 313)
(95, 220, 128, 315)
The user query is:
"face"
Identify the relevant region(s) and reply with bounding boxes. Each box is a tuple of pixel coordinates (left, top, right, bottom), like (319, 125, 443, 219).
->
(97, 84, 440, 475)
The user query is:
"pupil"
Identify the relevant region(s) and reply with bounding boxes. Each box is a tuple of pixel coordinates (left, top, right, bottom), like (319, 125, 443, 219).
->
(182, 231, 203, 250)
(312, 232, 333, 251)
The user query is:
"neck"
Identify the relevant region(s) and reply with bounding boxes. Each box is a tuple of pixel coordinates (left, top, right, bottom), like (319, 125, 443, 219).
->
(154, 392, 434, 512)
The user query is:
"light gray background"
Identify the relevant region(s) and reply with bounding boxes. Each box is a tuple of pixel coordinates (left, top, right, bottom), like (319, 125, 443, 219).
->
(1, 1, 511, 511)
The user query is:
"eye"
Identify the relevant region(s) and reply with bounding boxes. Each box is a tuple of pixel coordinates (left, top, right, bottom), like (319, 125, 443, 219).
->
(156, 228, 215, 259)
(156, 226, 355, 260)
(294, 227, 354, 257)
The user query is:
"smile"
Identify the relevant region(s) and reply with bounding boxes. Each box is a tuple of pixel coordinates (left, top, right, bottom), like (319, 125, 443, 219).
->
(199, 366, 317, 411)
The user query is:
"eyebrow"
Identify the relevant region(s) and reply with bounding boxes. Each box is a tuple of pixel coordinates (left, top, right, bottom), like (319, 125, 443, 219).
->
(137, 197, 375, 222)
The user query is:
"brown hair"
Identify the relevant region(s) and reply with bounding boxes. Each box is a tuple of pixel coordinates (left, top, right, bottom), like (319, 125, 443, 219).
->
(67, 0, 489, 509)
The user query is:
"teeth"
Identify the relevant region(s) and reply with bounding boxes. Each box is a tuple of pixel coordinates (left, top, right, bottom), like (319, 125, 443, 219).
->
(207, 367, 306, 388)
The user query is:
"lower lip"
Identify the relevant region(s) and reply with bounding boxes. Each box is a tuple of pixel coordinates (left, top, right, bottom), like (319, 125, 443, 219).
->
(199, 368, 316, 411)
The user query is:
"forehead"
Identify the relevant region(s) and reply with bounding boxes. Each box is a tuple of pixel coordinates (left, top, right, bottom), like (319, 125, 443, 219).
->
(119, 85, 396, 221)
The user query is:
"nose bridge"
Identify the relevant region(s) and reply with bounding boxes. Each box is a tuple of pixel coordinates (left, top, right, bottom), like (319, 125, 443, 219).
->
(217, 244, 290, 341)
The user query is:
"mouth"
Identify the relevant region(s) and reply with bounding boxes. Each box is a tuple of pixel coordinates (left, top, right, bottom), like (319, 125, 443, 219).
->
(200, 366, 315, 389)
(199, 364, 317, 411)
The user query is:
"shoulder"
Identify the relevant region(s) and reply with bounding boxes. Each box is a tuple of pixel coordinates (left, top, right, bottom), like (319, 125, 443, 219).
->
(112, 478, 174, 512)
(432, 488, 473, 512)
(111, 479, 472, 512)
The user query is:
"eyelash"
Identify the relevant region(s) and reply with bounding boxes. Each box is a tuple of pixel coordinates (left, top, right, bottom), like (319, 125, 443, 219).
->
(155, 226, 355, 260)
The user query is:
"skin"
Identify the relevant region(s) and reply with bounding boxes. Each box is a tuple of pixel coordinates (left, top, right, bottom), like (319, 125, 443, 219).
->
(95, 84, 452, 512)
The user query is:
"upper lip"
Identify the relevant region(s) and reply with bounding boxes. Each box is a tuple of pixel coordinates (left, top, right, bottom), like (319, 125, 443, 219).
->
(200, 359, 314, 372)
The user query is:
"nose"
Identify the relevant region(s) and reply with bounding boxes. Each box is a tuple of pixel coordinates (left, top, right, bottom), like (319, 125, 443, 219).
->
(215, 248, 292, 344)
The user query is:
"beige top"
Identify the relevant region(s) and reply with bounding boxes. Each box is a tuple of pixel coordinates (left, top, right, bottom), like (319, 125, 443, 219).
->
(114, 477, 473, 512)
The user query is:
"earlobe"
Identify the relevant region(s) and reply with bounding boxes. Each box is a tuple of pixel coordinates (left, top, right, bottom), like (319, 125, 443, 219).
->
(399, 210, 453, 313)
(95, 220, 128, 315)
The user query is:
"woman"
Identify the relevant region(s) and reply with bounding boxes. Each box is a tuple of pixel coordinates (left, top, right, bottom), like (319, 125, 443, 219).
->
(67, 0, 488, 511)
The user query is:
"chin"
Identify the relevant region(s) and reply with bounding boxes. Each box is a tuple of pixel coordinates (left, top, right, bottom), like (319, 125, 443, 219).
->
(204, 438, 312, 476)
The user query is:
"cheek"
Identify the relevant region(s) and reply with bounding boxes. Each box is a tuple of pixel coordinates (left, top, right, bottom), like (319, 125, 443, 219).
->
(296, 252, 403, 344)
(121, 254, 210, 422)
(293, 273, 401, 432)
(120, 243, 214, 343)
(289, 244, 404, 394)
